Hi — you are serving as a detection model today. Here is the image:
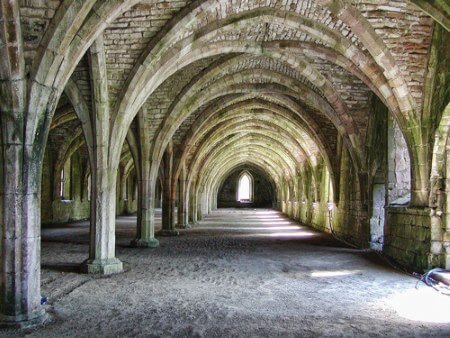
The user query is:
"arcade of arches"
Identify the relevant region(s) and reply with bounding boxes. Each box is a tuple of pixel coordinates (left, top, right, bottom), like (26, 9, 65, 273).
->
(0, 0, 449, 332)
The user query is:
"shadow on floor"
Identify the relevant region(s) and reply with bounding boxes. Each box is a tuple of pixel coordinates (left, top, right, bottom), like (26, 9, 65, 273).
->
(41, 263, 83, 273)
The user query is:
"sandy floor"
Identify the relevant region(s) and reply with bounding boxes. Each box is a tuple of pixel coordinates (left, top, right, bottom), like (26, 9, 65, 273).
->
(3, 208, 450, 337)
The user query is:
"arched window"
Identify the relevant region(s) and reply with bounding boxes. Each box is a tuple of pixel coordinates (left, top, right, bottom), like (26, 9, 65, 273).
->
(59, 158, 71, 200)
(59, 169, 65, 198)
(237, 172, 253, 202)
(87, 174, 91, 201)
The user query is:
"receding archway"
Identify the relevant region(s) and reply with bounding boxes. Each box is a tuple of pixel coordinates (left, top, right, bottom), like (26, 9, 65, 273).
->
(218, 167, 274, 208)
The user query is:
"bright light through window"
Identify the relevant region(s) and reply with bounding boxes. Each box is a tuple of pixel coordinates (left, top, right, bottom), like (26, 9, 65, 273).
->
(60, 169, 65, 198)
(238, 174, 251, 201)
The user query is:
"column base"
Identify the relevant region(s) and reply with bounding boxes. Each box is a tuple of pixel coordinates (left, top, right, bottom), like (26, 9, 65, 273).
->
(82, 258, 123, 275)
(0, 308, 47, 329)
(176, 223, 191, 229)
(157, 229, 180, 236)
(130, 238, 160, 248)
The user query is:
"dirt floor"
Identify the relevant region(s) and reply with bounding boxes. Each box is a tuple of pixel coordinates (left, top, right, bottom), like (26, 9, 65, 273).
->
(2, 208, 450, 337)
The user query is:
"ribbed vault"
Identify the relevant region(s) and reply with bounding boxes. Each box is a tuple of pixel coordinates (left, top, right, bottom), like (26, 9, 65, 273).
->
(0, 0, 448, 325)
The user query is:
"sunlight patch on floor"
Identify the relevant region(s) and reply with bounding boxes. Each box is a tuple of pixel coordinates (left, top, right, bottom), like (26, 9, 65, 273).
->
(311, 270, 360, 278)
(197, 226, 302, 231)
(265, 231, 317, 238)
(382, 287, 450, 324)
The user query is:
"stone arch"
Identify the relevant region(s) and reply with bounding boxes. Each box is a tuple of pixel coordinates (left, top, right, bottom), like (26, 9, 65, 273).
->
(103, 3, 428, 211)
(154, 60, 362, 166)
(50, 108, 78, 130)
(110, 4, 420, 154)
(1, 0, 448, 326)
(110, 39, 366, 171)
(64, 79, 95, 166)
(407, 0, 450, 32)
(117, 6, 408, 121)
(180, 114, 319, 176)
(186, 143, 286, 212)
(193, 137, 298, 186)
(20, 0, 427, 221)
(205, 156, 282, 214)
(52, 129, 84, 200)
(190, 128, 300, 174)
(194, 140, 297, 216)
(215, 164, 277, 209)
(154, 73, 352, 205)
(172, 92, 340, 201)
(316, 1, 416, 115)
(174, 94, 330, 169)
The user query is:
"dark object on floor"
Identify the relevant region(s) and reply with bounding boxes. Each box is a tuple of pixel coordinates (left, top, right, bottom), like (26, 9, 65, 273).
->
(416, 268, 450, 295)
(429, 269, 450, 286)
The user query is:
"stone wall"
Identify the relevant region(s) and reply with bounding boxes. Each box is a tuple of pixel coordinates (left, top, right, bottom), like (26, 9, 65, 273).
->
(41, 149, 90, 224)
(293, 146, 368, 248)
(366, 95, 389, 250)
(385, 207, 431, 270)
(41, 148, 138, 224)
(331, 147, 368, 248)
(387, 24, 450, 271)
(291, 95, 400, 250)
(117, 172, 138, 215)
(287, 91, 437, 271)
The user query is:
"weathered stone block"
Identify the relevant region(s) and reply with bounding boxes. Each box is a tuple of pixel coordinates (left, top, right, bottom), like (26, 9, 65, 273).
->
(83, 258, 123, 275)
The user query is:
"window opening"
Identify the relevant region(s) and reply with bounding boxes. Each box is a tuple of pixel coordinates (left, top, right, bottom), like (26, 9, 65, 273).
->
(87, 174, 91, 201)
(60, 169, 65, 198)
(238, 173, 252, 202)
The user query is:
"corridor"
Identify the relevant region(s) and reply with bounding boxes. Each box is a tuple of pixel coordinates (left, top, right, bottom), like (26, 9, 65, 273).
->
(3, 209, 449, 337)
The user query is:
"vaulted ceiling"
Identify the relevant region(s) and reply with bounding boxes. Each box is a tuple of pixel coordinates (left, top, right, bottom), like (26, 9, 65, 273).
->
(36, 0, 441, 198)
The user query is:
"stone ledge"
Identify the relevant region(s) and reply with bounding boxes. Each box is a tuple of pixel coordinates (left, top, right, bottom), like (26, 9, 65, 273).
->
(387, 206, 431, 216)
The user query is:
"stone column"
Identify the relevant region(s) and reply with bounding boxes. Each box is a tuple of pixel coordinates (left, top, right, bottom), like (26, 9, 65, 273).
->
(197, 186, 204, 221)
(0, 142, 46, 327)
(83, 36, 122, 274)
(188, 180, 197, 224)
(159, 147, 179, 236)
(131, 173, 159, 247)
(171, 177, 177, 228)
(212, 186, 218, 210)
(156, 181, 162, 208)
(0, 1, 45, 326)
(120, 167, 129, 214)
(410, 140, 431, 207)
(130, 110, 159, 248)
(85, 168, 123, 274)
(177, 167, 189, 228)
(203, 188, 208, 216)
